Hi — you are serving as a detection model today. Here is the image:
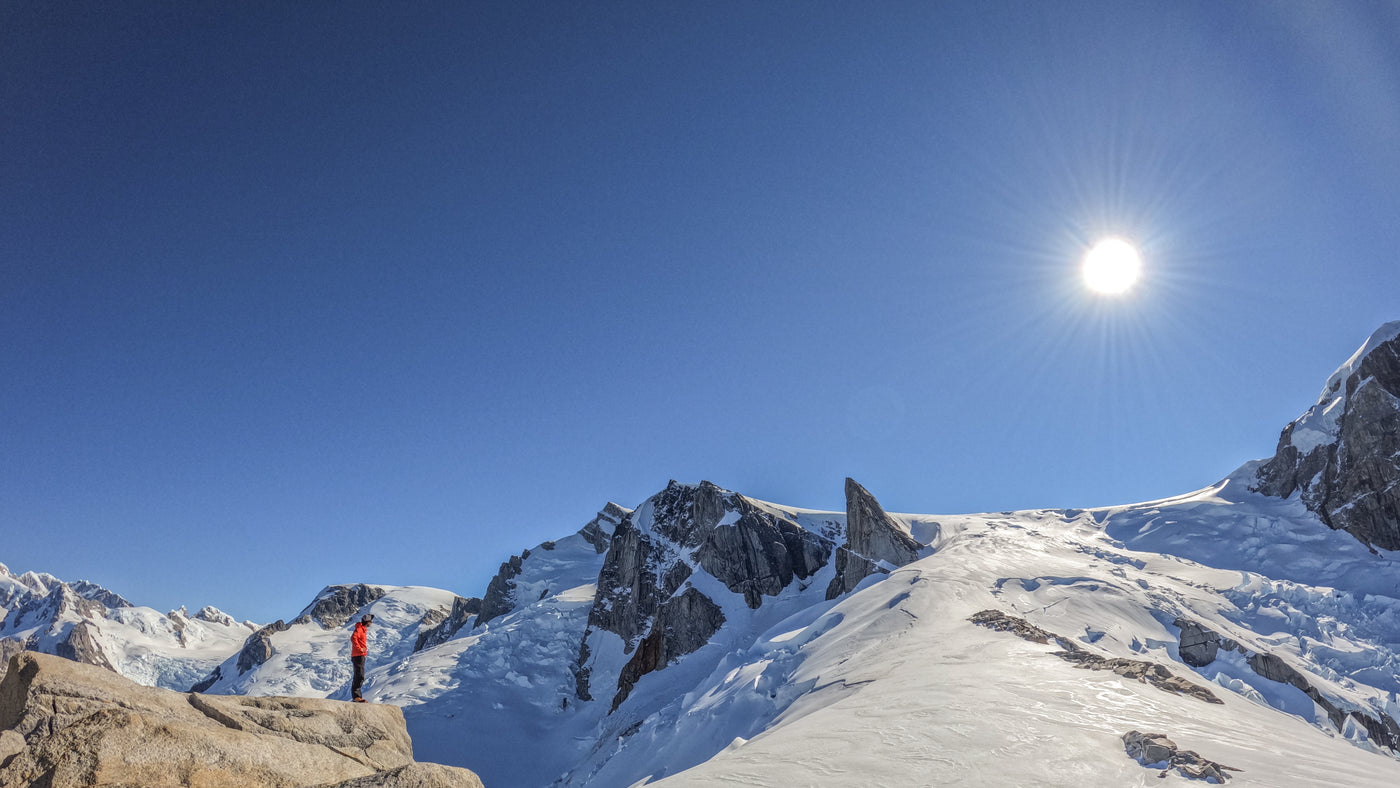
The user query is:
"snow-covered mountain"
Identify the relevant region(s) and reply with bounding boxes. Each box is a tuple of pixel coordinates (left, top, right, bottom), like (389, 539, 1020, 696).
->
(191, 582, 473, 699)
(0, 563, 253, 690)
(8, 321, 1400, 787)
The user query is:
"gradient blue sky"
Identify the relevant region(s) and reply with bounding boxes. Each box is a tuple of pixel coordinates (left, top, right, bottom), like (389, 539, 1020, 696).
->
(4, 2, 1398, 624)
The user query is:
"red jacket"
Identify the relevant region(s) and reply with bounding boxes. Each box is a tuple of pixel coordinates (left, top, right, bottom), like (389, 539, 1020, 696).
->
(351, 622, 369, 657)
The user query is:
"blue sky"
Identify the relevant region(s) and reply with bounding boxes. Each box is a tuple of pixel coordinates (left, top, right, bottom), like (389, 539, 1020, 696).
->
(3, 2, 1398, 624)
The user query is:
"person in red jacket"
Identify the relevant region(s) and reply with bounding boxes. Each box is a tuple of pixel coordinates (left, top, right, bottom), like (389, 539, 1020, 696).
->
(350, 614, 373, 702)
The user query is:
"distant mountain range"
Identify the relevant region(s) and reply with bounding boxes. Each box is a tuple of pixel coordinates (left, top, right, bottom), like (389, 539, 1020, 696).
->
(4, 322, 1399, 787)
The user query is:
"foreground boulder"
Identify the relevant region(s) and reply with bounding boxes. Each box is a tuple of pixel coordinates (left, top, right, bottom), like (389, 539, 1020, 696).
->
(0, 652, 483, 788)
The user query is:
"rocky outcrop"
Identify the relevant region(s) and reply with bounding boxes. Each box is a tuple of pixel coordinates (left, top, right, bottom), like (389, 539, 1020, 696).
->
(414, 595, 483, 652)
(971, 610, 1223, 704)
(1122, 730, 1238, 782)
(237, 619, 290, 675)
(475, 551, 531, 629)
(1174, 617, 1237, 668)
(295, 584, 389, 629)
(0, 651, 483, 788)
(1173, 617, 1400, 751)
(826, 478, 923, 599)
(580, 503, 630, 554)
(1252, 323, 1400, 551)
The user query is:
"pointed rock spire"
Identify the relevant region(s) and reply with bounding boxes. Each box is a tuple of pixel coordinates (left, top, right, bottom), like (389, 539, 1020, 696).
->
(826, 478, 923, 599)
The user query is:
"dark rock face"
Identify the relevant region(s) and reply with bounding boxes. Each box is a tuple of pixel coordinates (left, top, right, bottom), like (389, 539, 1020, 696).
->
(1248, 652, 1351, 732)
(295, 585, 388, 630)
(475, 550, 532, 629)
(53, 621, 114, 673)
(587, 518, 671, 649)
(1174, 617, 1237, 668)
(575, 480, 834, 710)
(237, 620, 290, 675)
(696, 502, 831, 610)
(413, 596, 482, 653)
(1253, 327, 1400, 551)
(189, 665, 222, 693)
(611, 588, 725, 711)
(826, 478, 923, 599)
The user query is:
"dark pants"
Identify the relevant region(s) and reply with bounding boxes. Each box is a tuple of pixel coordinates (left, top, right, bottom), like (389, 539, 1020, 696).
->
(351, 655, 365, 699)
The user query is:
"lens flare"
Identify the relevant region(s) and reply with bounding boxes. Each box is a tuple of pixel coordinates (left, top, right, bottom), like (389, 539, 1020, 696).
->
(1082, 239, 1142, 294)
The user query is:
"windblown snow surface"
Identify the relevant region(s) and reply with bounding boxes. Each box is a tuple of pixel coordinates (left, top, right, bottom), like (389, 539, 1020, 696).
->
(350, 475, 1400, 788)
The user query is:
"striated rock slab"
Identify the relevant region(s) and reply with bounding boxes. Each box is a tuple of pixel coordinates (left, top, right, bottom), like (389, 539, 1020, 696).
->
(0, 651, 483, 788)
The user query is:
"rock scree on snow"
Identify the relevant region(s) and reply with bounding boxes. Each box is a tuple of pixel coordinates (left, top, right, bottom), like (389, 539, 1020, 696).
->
(0, 651, 484, 788)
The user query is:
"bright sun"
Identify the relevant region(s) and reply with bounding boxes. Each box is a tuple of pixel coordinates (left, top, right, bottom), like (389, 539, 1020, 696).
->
(1082, 238, 1142, 294)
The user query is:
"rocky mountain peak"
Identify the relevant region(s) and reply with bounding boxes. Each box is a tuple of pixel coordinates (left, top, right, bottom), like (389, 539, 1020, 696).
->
(294, 585, 387, 630)
(193, 606, 242, 628)
(1252, 322, 1400, 550)
(67, 580, 132, 610)
(573, 480, 835, 711)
